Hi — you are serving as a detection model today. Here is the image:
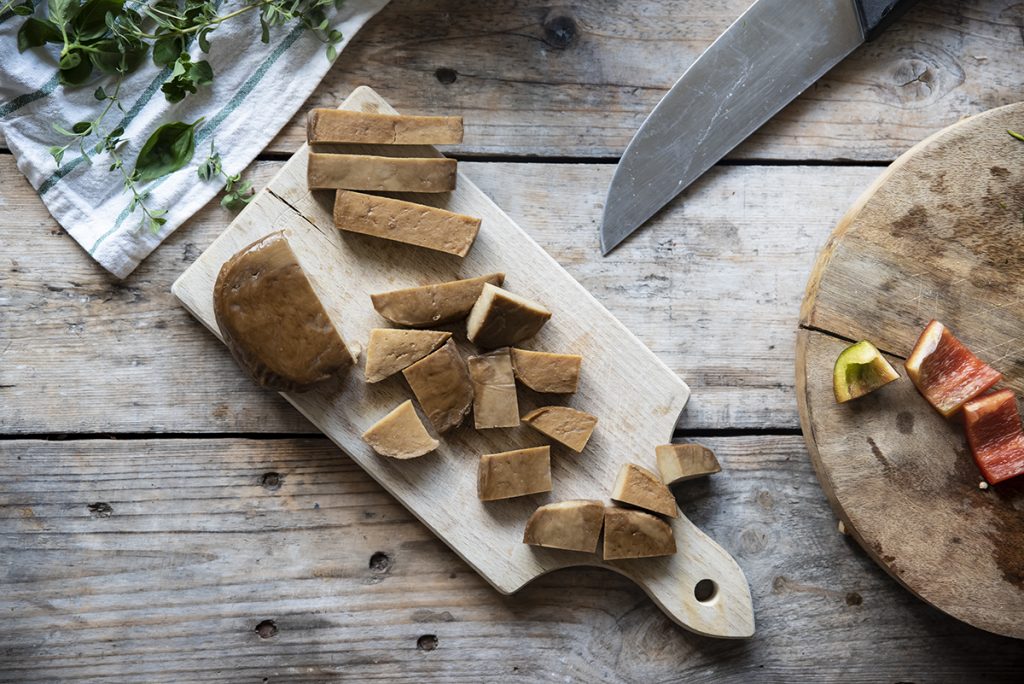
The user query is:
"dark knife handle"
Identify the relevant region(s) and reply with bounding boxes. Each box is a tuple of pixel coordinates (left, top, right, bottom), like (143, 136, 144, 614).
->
(853, 0, 916, 40)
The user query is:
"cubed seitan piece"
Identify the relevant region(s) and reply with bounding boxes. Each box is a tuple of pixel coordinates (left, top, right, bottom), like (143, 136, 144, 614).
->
(477, 446, 551, 501)
(362, 400, 439, 459)
(364, 328, 451, 383)
(602, 507, 676, 560)
(511, 348, 581, 393)
(521, 406, 597, 452)
(402, 339, 473, 433)
(466, 284, 551, 349)
(523, 500, 604, 553)
(334, 191, 480, 257)
(467, 348, 519, 429)
(307, 109, 463, 145)
(656, 444, 722, 485)
(610, 463, 678, 518)
(307, 152, 456, 193)
(370, 273, 505, 327)
(213, 231, 354, 392)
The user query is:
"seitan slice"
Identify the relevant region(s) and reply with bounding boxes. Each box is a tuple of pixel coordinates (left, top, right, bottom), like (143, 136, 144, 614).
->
(466, 284, 552, 349)
(603, 507, 676, 560)
(402, 339, 473, 433)
(362, 400, 439, 459)
(610, 463, 678, 518)
(467, 348, 519, 429)
(477, 446, 551, 501)
(523, 500, 604, 553)
(371, 273, 504, 327)
(521, 406, 597, 452)
(364, 328, 451, 383)
(334, 190, 480, 257)
(656, 444, 722, 485)
(511, 348, 581, 394)
(308, 153, 456, 193)
(307, 109, 463, 145)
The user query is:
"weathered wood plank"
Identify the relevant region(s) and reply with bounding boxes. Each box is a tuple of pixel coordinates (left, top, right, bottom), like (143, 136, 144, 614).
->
(0, 155, 877, 433)
(2, 436, 1022, 682)
(262, 0, 1024, 160)
(2, 1, 1019, 160)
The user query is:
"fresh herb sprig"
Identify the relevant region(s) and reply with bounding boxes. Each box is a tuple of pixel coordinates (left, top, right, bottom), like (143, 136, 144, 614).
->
(15, 0, 346, 233)
(197, 141, 255, 210)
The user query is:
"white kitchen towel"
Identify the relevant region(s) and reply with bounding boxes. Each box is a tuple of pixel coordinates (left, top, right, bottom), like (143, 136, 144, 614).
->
(0, 0, 389, 278)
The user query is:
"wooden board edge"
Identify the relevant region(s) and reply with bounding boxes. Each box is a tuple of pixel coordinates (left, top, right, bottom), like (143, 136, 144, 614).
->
(798, 108, 1002, 331)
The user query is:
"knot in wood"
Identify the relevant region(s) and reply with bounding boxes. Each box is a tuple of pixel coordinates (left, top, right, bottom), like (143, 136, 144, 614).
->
(369, 551, 392, 574)
(260, 471, 282, 490)
(435, 68, 457, 85)
(543, 13, 577, 49)
(417, 634, 438, 651)
(255, 619, 278, 639)
(88, 502, 113, 518)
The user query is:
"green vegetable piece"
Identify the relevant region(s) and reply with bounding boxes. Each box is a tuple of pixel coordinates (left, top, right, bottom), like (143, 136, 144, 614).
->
(134, 118, 204, 183)
(17, 17, 61, 52)
(833, 340, 900, 403)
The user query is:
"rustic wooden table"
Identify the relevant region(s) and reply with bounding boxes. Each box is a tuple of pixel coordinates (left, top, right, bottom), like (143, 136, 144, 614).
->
(3, 1, 1024, 681)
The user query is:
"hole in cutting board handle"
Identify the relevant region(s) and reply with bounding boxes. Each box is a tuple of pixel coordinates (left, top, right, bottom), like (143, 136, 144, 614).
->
(694, 578, 718, 604)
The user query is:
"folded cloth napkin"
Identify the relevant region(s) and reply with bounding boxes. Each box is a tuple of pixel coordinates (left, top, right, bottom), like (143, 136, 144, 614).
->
(0, 0, 389, 278)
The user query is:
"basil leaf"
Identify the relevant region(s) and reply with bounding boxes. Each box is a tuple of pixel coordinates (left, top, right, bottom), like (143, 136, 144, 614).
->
(47, 0, 79, 26)
(72, 0, 123, 42)
(17, 18, 61, 52)
(58, 51, 93, 84)
(151, 35, 182, 67)
(13, 3, 35, 16)
(133, 118, 204, 183)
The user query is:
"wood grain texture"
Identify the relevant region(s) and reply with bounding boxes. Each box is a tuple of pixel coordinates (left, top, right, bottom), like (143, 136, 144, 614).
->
(0, 156, 876, 435)
(798, 104, 1024, 638)
(3, 435, 1024, 682)
(271, 0, 1024, 160)
(172, 87, 756, 638)
(2, 1, 1020, 160)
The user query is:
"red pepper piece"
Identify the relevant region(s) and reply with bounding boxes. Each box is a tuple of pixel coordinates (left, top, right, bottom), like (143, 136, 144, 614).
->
(963, 390, 1024, 484)
(904, 320, 1002, 417)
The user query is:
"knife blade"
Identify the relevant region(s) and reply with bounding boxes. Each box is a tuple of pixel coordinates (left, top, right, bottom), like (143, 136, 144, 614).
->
(600, 0, 916, 254)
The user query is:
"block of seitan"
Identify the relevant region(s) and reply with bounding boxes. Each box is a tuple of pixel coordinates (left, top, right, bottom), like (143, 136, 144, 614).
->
(402, 339, 473, 433)
(307, 152, 457, 193)
(656, 444, 722, 485)
(362, 400, 439, 459)
(467, 348, 519, 429)
(610, 463, 678, 518)
(363, 328, 451, 383)
(477, 446, 551, 501)
(603, 507, 676, 560)
(511, 348, 581, 393)
(307, 108, 463, 145)
(466, 284, 551, 348)
(334, 190, 480, 257)
(523, 500, 604, 553)
(521, 406, 597, 452)
(371, 273, 504, 327)
(213, 231, 354, 392)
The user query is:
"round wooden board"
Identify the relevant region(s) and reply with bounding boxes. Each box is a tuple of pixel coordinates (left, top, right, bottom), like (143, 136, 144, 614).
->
(797, 103, 1024, 638)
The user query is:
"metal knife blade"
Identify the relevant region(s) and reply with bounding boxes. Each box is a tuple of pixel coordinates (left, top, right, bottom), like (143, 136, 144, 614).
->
(599, 0, 865, 254)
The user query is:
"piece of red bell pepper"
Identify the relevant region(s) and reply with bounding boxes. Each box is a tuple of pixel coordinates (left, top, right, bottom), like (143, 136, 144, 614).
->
(963, 389, 1024, 484)
(904, 320, 1002, 417)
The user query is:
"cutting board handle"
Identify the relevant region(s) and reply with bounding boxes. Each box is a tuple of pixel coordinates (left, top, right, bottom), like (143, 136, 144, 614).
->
(596, 515, 754, 638)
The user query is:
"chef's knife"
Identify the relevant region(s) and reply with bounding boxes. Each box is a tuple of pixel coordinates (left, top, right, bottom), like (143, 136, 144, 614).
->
(599, 0, 916, 254)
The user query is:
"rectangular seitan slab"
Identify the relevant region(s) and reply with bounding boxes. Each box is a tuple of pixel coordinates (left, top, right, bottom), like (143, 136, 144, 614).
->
(307, 109, 463, 145)
(333, 190, 480, 257)
(308, 153, 457, 193)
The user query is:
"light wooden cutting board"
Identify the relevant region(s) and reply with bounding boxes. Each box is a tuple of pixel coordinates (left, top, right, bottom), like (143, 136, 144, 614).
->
(173, 86, 754, 638)
(798, 103, 1024, 638)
